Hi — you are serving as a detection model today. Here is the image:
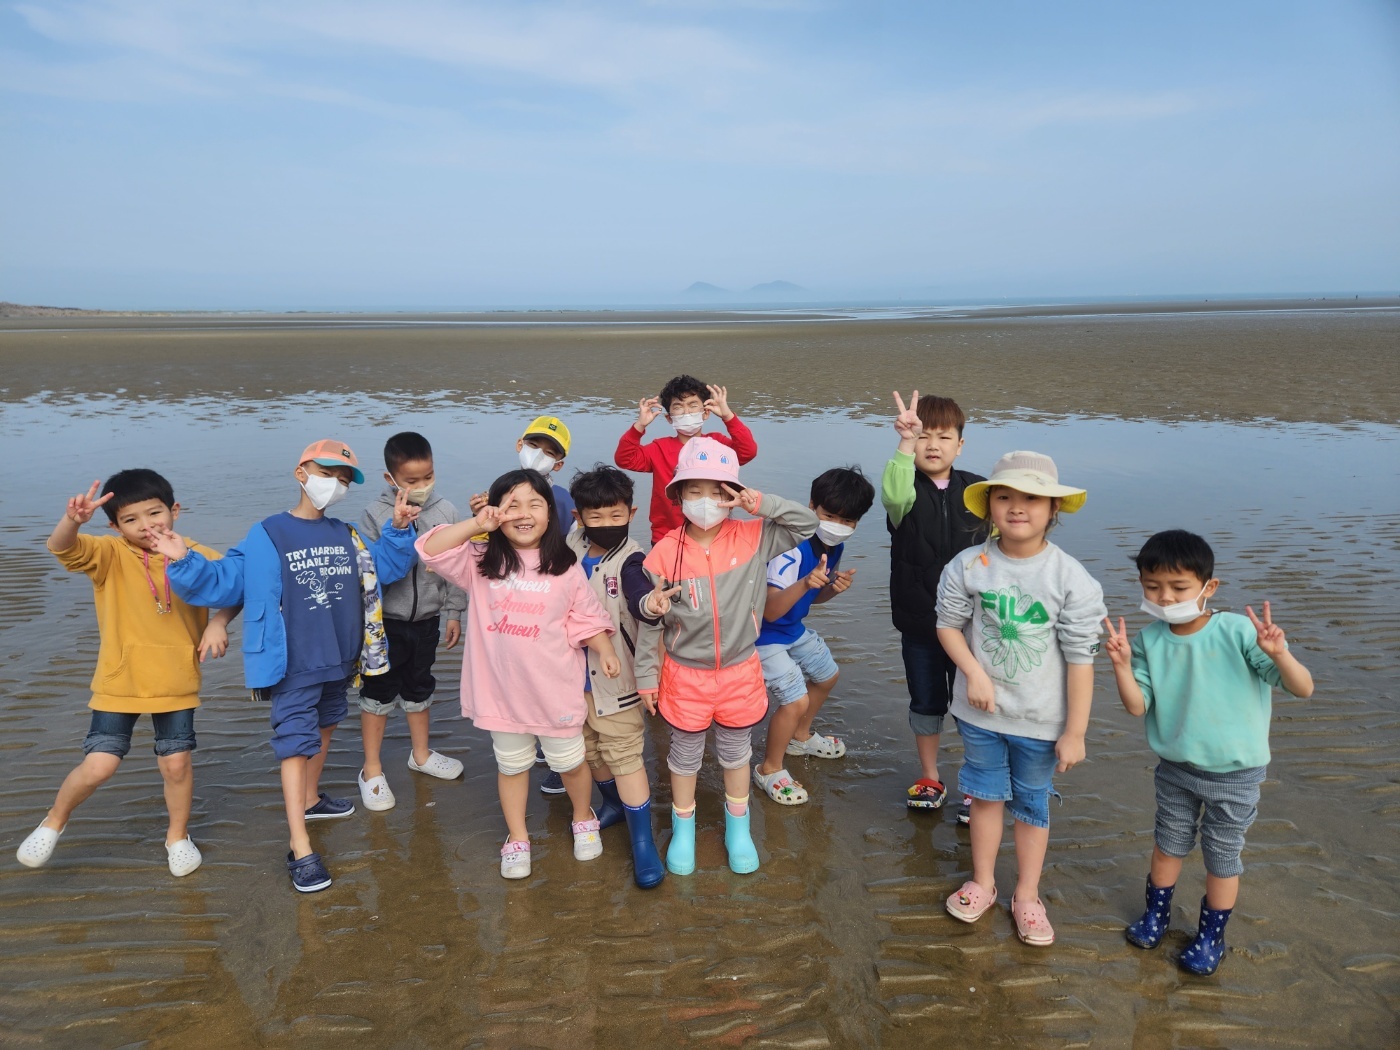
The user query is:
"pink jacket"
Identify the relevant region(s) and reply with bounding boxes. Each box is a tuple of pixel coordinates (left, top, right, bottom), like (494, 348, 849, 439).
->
(416, 528, 614, 736)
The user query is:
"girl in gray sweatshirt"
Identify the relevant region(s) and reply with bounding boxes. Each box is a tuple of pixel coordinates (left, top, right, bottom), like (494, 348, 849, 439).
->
(934, 451, 1106, 948)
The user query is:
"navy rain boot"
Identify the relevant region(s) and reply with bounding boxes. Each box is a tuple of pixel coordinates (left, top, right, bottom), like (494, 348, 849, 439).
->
(595, 778, 625, 830)
(1179, 897, 1233, 975)
(623, 798, 665, 889)
(1125, 877, 1175, 949)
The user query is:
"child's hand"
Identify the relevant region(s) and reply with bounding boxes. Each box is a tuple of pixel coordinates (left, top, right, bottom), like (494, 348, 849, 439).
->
(1055, 733, 1086, 773)
(600, 652, 621, 678)
(65, 480, 115, 525)
(475, 505, 528, 534)
(1102, 616, 1133, 670)
(391, 485, 421, 530)
(198, 621, 229, 663)
(965, 668, 996, 713)
(892, 390, 923, 442)
(640, 690, 659, 715)
(469, 492, 489, 514)
(805, 554, 831, 591)
(443, 618, 461, 650)
(1246, 601, 1289, 658)
(717, 483, 761, 515)
(636, 396, 664, 430)
(704, 384, 734, 421)
(147, 524, 189, 562)
(645, 579, 683, 617)
(829, 567, 856, 594)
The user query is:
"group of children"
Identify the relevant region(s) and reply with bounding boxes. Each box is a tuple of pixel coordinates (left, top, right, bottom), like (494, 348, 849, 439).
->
(17, 375, 1313, 977)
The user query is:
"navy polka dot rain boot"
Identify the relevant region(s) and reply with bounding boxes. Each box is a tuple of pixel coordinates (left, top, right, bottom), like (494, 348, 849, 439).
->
(1125, 877, 1175, 949)
(1178, 897, 1232, 976)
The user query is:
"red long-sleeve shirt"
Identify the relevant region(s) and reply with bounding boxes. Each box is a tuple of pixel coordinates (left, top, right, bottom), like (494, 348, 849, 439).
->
(614, 415, 759, 544)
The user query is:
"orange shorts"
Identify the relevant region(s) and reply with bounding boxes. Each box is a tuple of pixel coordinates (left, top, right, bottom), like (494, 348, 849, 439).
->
(657, 652, 767, 733)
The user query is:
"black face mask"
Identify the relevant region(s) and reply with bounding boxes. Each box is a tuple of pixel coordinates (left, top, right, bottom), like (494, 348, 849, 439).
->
(583, 524, 631, 551)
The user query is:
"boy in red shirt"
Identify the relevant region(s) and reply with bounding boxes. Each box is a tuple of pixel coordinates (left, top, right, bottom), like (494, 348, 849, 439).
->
(614, 375, 758, 544)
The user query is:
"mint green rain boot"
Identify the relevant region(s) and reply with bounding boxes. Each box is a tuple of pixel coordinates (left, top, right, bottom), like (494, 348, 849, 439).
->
(724, 796, 760, 874)
(666, 806, 696, 876)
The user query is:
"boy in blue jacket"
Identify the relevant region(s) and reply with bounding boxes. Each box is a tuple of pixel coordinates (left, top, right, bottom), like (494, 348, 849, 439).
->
(152, 440, 418, 893)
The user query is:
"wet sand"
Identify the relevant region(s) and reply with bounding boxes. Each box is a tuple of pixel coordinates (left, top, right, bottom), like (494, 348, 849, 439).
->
(1, 306, 1397, 1048)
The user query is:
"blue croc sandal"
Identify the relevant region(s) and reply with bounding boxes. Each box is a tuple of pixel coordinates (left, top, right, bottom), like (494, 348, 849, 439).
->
(304, 793, 355, 821)
(287, 851, 332, 893)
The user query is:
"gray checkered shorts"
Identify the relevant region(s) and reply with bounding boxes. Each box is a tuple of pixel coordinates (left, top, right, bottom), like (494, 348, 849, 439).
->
(1153, 759, 1266, 878)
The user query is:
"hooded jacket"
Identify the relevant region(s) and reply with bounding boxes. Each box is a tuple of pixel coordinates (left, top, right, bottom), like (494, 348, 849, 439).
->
(360, 487, 467, 623)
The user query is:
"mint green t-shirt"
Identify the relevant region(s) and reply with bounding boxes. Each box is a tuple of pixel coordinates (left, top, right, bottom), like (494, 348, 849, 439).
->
(1131, 612, 1290, 772)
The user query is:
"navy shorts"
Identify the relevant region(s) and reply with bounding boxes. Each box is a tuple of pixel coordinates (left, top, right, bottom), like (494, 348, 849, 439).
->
(83, 708, 196, 759)
(359, 615, 440, 714)
(269, 677, 350, 760)
(901, 633, 957, 733)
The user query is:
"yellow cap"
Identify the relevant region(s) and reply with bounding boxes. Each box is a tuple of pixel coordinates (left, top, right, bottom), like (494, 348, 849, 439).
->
(522, 415, 571, 457)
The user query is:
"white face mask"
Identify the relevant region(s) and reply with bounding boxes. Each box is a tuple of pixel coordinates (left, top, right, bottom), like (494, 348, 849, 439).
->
(400, 481, 434, 506)
(1141, 583, 1209, 625)
(670, 412, 704, 436)
(302, 473, 349, 511)
(681, 497, 729, 530)
(519, 446, 555, 474)
(815, 520, 855, 545)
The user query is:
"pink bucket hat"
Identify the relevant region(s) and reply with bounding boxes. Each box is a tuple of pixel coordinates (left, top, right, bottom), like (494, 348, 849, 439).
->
(666, 436, 741, 500)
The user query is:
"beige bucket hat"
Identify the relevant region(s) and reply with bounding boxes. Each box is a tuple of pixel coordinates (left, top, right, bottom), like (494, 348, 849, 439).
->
(963, 450, 1088, 518)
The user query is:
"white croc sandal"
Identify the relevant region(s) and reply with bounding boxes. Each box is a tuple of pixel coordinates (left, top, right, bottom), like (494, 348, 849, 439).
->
(17, 823, 63, 868)
(407, 749, 464, 780)
(358, 770, 397, 812)
(166, 836, 203, 877)
(785, 731, 847, 759)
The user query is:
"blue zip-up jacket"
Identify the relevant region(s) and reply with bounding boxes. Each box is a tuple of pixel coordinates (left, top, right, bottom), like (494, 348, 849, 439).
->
(166, 515, 417, 689)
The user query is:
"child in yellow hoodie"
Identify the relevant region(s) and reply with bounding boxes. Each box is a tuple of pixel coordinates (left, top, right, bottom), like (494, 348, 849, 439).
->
(16, 471, 236, 877)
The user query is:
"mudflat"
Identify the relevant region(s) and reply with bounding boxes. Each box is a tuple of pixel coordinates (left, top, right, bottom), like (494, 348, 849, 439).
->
(1, 304, 1397, 1049)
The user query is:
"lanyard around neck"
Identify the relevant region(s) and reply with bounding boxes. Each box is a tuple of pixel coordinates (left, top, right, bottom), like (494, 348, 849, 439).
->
(141, 550, 173, 614)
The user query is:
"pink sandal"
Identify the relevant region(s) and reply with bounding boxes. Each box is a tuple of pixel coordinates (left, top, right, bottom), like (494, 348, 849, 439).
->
(1011, 895, 1056, 946)
(945, 880, 998, 923)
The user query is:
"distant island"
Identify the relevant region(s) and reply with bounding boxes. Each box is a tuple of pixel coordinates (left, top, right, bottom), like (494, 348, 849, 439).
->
(680, 280, 807, 298)
(682, 282, 729, 296)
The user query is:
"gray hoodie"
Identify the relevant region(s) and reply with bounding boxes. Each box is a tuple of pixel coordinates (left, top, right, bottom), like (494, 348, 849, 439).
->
(360, 488, 467, 623)
(936, 540, 1105, 741)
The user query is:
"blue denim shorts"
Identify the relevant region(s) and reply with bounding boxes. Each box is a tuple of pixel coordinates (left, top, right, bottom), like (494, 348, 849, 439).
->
(83, 708, 197, 759)
(758, 629, 840, 706)
(955, 717, 1058, 829)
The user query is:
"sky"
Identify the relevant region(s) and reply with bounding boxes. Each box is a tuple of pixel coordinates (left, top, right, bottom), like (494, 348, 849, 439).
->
(1, 0, 1398, 309)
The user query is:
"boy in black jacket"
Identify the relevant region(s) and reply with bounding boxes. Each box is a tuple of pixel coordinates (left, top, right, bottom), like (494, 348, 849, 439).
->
(883, 392, 987, 819)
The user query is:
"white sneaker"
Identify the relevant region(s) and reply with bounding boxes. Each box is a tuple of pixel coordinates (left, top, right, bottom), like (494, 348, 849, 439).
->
(572, 811, 603, 861)
(166, 836, 202, 877)
(500, 839, 531, 879)
(16, 823, 63, 868)
(407, 749, 464, 780)
(358, 770, 397, 811)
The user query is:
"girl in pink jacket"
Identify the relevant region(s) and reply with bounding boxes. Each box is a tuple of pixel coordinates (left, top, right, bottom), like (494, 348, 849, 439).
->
(417, 470, 620, 881)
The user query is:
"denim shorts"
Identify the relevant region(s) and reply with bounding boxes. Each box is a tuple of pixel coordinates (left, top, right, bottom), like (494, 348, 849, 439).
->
(758, 629, 840, 706)
(83, 708, 197, 759)
(954, 717, 1058, 829)
(1153, 759, 1266, 878)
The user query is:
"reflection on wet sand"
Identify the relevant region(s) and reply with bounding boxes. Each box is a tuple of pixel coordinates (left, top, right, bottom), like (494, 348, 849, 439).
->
(1, 309, 1397, 1048)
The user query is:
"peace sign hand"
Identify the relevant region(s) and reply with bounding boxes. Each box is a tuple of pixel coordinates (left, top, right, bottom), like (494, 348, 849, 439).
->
(637, 396, 664, 429)
(1246, 601, 1288, 658)
(892, 390, 923, 441)
(717, 483, 761, 515)
(66, 480, 114, 525)
(474, 504, 528, 534)
(391, 484, 421, 529)
(645, 579, 683, 618)
(1102, 616, 1133, 670)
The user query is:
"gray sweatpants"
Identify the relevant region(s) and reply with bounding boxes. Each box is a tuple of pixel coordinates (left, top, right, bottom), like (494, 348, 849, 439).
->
(667, 724, 753, 776)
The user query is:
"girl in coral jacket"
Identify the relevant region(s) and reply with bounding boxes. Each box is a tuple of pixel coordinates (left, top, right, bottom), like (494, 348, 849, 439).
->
(634, 437, 818, 876)
(416, 469, 621, 881)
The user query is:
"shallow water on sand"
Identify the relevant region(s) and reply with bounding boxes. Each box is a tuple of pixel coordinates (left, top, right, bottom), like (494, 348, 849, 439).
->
(1, 313, 1398, 1049)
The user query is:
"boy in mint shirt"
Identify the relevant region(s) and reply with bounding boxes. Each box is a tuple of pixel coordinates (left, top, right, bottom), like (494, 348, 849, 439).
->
(1104, 530, 1314, 976)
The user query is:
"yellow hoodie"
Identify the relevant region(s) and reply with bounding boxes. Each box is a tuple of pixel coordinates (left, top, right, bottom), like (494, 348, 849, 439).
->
(54, 533, 222, 713)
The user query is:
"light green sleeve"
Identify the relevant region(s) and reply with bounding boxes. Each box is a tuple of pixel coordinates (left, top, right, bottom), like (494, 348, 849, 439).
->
(881, 451, 917, 527)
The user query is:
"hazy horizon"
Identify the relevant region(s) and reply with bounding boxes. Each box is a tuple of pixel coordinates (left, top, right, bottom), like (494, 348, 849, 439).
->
(3, 1, 1398, 311)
